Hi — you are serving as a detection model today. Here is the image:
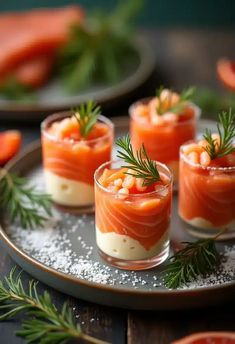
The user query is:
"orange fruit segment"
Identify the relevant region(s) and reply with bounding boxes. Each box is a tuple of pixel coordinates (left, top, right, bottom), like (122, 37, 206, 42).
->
(0, 130, 21, 166)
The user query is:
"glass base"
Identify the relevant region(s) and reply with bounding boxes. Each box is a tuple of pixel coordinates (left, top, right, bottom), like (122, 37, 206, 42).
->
(98, 245, 169, 271)
(180, 218, 235, 241)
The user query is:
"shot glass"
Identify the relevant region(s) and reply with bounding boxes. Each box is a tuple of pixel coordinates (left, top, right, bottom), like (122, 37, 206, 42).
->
(130, 98, 201, 185)
(94, 160, 173, 270)
(179, 142, 235, 238)
(41, 111, 114, 211)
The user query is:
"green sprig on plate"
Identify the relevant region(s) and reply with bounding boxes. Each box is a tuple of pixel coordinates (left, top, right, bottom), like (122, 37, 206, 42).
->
(0, 268, 109, 344)
(0, 168, 52, 229)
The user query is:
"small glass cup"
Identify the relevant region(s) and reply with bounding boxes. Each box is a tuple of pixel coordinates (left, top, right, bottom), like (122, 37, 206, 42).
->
(129, 98, 201, 186)
(41, 111, 114, 212)
(94, 159, 173, 270)
(179, 141, 235, 239)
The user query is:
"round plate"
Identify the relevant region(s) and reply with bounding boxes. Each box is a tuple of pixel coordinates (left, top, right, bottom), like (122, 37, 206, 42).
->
(0, 38, 155, 122)
(0, 118, 234, 310)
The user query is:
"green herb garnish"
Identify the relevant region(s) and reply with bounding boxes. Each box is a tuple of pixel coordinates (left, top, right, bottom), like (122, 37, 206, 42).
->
(58, 0, 143, 92)
(0, 268, 108, 344)
(203, 108, 235, 159)
(156, 86, 195, 115)
(0, 169, 52, 229)
(73, 100, 101, 138)
(192, 87, 235, 115)
(116, 135, 161, 186)
(0, 77, 36, 102)
(163, 237, 221, 289)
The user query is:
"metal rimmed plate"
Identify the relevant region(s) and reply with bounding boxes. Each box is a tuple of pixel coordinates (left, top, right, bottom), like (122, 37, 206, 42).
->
(0, 118, 234, 310)
(0, 38, 155, 122)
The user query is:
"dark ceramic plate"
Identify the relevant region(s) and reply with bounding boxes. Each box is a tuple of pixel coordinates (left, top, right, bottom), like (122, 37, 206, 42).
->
(0, 38, 155, 122)
(0, 118, 235, 310)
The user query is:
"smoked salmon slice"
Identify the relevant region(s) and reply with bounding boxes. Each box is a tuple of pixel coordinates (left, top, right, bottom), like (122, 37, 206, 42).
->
(0, 6, 84, 87)
(179, 144, 235, 228)
(130, 89, 200, 182)
(0, 56, 54, 89)
(42, 115, 113, 185)
(95, 168, 172, 250)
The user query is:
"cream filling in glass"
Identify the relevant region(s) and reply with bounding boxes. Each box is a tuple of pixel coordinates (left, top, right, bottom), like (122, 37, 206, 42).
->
(44, 170, 94, 206)
(182, 216, 235, 231)
(96, 227, 169, 260)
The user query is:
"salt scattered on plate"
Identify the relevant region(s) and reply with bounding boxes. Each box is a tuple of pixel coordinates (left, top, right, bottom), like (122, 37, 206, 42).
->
(5, 209, 235, 291)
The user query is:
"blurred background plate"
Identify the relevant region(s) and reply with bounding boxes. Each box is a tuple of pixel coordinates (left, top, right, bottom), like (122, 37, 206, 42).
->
(0, 37, 155, 122)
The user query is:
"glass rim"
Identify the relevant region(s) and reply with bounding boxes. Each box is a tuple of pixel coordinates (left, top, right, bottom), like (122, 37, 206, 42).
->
(94, 159, 173, 197)
(41, 111, 114, 145)
(180, 139, 235, 171)
(129, 97, 201, 127)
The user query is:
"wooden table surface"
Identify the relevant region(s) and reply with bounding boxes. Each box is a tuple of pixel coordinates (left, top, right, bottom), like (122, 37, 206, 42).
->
(1, 28, 235, 344)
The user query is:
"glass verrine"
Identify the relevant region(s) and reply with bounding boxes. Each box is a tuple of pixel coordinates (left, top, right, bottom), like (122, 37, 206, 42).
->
(41, 112, 114, 211)
(179, 141, 235, 238)
(94, 159, 173, 270)
(129, 98, 201, 185)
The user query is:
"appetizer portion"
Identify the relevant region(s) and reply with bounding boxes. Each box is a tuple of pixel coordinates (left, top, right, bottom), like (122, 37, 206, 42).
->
(179, 110, 235, 235)
(0, 1, 142, 100)
(0, 6, 84, 89)
(130, 87, 200, 183)
(41, 101, 113, 208)
(94, 136, 172, 270)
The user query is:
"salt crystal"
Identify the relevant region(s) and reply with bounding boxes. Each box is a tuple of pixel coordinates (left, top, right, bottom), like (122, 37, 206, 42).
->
(6, 191, 235, 291)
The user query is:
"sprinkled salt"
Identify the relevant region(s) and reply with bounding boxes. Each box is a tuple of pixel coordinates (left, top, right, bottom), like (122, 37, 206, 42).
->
(5, 168, 235, 291)
(8, 212, 235, 290)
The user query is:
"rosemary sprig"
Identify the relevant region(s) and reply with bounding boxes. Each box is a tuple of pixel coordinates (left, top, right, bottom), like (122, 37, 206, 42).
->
(0, 268, 108, 344)
(73, 100, 101, 138)
(203, 108, 235, 159)
(58, 0, 143, 92)
(163, 236, 221, 289)
(0, 77, 36, 102)
(156, 86, 195, 115)
(116, 135, 160, 186)
(0, 169, 52, 229)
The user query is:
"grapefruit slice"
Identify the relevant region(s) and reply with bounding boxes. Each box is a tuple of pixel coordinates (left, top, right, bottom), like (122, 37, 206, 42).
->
(217, 58, 235, 91)
(172, 332, 235, 344)
(0, 130, 21, 166)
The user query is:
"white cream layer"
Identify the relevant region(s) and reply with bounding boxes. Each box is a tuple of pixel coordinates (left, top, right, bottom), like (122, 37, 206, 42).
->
(96, 227, 169, 260)
(44, 170, 94, 206)
(184, 216, 235, 230)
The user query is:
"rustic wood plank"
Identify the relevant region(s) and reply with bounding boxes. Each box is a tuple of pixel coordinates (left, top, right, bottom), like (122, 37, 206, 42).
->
(128, 303, 235, 344)
(0, 242, 127, 344)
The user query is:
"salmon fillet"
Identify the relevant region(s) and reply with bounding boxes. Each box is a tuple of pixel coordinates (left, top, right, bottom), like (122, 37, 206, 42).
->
(0, 6, 84, 87)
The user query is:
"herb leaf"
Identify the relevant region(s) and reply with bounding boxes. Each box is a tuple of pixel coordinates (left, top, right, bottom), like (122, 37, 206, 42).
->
(0, 169, 52, 229)
(73, 100, 101, 138)
(0, 268, 109, 344)
(0, 77, 36, 102)
(58, 0, 143, 92)
(156, 86, 195, 115)
(192, 87, 235, 115)
(203, 108, 235, 159)
(163, 238, 221, 289)
(116, 135, 161, 186)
